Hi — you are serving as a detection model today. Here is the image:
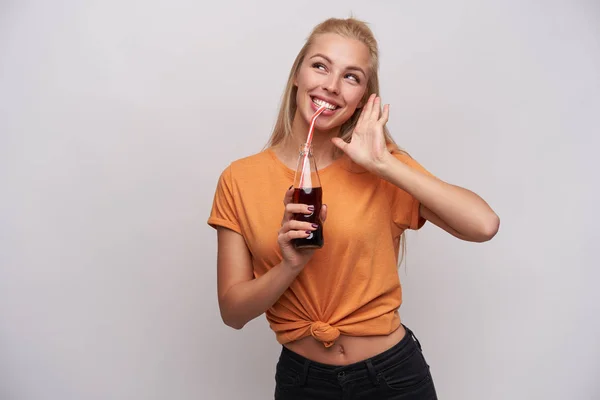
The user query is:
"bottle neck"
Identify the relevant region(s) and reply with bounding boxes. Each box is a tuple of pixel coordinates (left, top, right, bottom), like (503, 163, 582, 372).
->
(299, 143, 313, 156)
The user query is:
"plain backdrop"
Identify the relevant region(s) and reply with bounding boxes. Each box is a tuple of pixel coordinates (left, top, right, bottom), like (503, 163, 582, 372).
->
(1, 1, 599, 399)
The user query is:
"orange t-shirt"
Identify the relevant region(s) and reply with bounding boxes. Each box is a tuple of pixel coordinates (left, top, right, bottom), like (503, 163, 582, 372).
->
(207, 147, 433, 347)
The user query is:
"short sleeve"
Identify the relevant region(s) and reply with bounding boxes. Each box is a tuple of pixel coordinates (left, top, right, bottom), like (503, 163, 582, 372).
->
(386, 151, 436, 231)
(207, 165, 242, 234)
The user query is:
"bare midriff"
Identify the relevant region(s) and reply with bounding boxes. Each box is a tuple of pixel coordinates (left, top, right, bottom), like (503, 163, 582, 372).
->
(282, 324, 406, 366)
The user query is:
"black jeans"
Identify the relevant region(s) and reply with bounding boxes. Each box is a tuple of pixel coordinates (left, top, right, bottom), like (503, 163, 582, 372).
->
(274, 325, 437, 400)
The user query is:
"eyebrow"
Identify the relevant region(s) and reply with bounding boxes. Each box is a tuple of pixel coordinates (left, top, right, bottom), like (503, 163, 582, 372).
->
(309, 53, 367, 77)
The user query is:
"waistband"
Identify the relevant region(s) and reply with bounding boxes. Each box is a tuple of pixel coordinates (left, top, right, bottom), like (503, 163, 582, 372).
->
(279, 324, 423, 384)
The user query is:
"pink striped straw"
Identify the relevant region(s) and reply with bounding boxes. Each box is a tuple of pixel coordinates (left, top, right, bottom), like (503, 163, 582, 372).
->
(298, 105, 327, 188)
(306, 105, 327, 147)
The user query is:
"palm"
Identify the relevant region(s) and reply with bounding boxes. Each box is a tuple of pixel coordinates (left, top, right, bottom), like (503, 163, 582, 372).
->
(333, 94, 390, 172)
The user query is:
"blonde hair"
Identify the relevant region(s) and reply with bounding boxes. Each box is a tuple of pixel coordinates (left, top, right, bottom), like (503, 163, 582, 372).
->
(266, 17, 410, 265)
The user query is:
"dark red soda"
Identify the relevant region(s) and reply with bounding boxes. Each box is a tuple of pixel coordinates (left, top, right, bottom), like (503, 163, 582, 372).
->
(292, 187, 324, 249)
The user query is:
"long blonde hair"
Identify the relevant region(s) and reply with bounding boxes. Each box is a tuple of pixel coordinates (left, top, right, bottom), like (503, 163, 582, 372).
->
(266, 17, 409, 265)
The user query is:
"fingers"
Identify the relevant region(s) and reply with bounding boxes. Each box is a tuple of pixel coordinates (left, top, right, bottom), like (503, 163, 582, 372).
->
(282, 185, 296, 222)
(282, 186, 315, 224)
(279, 219, 319, 242)
(283, 185, 294, 206)
(361, 93, 376, 121)
(371, 95, 381, 120)
(280, 230, 313, 242)
(356, 94, 372, 126)
(281, 219, 318, 233)
(283, 202, 314, 220)
(281, 186, 327, 239)
(380, 103, 389, 125)
(319, 204, 328, 223)
(359, 94, 389, 124)
(282, 186, 294, 223)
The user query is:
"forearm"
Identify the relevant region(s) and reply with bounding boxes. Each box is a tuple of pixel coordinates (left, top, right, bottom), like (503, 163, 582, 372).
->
(377, 153, 499, 241)
(220, 261, 301, 329)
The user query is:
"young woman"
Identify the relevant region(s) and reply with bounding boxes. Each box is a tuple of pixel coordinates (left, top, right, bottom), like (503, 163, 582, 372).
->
(208, 17, 499, 400)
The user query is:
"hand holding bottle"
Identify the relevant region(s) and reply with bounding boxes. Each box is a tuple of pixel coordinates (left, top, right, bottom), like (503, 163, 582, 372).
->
(278, 186, 327, 270)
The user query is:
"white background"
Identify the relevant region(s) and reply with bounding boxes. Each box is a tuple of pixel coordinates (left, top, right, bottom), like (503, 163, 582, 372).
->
(1, 1, 599, 399)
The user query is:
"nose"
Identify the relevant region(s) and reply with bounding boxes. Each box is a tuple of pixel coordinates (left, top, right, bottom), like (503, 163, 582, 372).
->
(322, 74, 340, 95)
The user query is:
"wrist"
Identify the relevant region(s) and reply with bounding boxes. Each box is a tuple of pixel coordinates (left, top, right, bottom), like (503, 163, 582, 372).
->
(374, 152, 415, 193)
(280, 258, 305, 275)
(372, 151, 396, 177)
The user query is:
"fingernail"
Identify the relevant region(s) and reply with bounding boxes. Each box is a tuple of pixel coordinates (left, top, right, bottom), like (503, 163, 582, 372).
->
(312, 224, 319, 228)
(307, 206, 315, 212)
(305, 230, 312, 234)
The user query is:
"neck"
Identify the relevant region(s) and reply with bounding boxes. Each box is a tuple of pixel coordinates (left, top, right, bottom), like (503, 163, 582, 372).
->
(278, 112, 341, 168)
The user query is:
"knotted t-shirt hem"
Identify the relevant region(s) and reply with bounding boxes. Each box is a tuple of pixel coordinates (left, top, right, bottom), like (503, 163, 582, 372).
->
(270, 311, 401, 348)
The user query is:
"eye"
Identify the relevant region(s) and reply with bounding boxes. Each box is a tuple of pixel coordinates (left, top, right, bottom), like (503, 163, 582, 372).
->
(346, 73, 360, 84)
(312, 62, 327, 71)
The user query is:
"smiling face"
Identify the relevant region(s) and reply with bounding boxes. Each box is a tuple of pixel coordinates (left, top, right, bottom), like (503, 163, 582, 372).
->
(293, 33, 371, 132)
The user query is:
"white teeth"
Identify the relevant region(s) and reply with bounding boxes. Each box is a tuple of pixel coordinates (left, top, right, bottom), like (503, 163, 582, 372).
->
(312, 98, 337, 110)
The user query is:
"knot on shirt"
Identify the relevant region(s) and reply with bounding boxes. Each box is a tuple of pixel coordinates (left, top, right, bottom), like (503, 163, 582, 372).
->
(310, 321, 340, 348)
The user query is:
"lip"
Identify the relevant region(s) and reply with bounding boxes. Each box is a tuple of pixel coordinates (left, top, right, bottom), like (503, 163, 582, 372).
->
(310, 95, 341, 108)
(309, 95, 342, 116)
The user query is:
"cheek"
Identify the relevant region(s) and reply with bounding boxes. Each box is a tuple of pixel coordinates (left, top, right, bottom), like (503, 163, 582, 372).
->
(345, 88, 366, 111)
(296, 68, 316, 88)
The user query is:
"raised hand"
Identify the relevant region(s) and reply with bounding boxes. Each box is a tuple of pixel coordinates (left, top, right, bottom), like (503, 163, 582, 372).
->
(331, 93, 391, 173)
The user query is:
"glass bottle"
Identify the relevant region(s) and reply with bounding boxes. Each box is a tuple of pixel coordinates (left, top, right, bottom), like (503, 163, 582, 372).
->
(292, 144, 324, 249)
